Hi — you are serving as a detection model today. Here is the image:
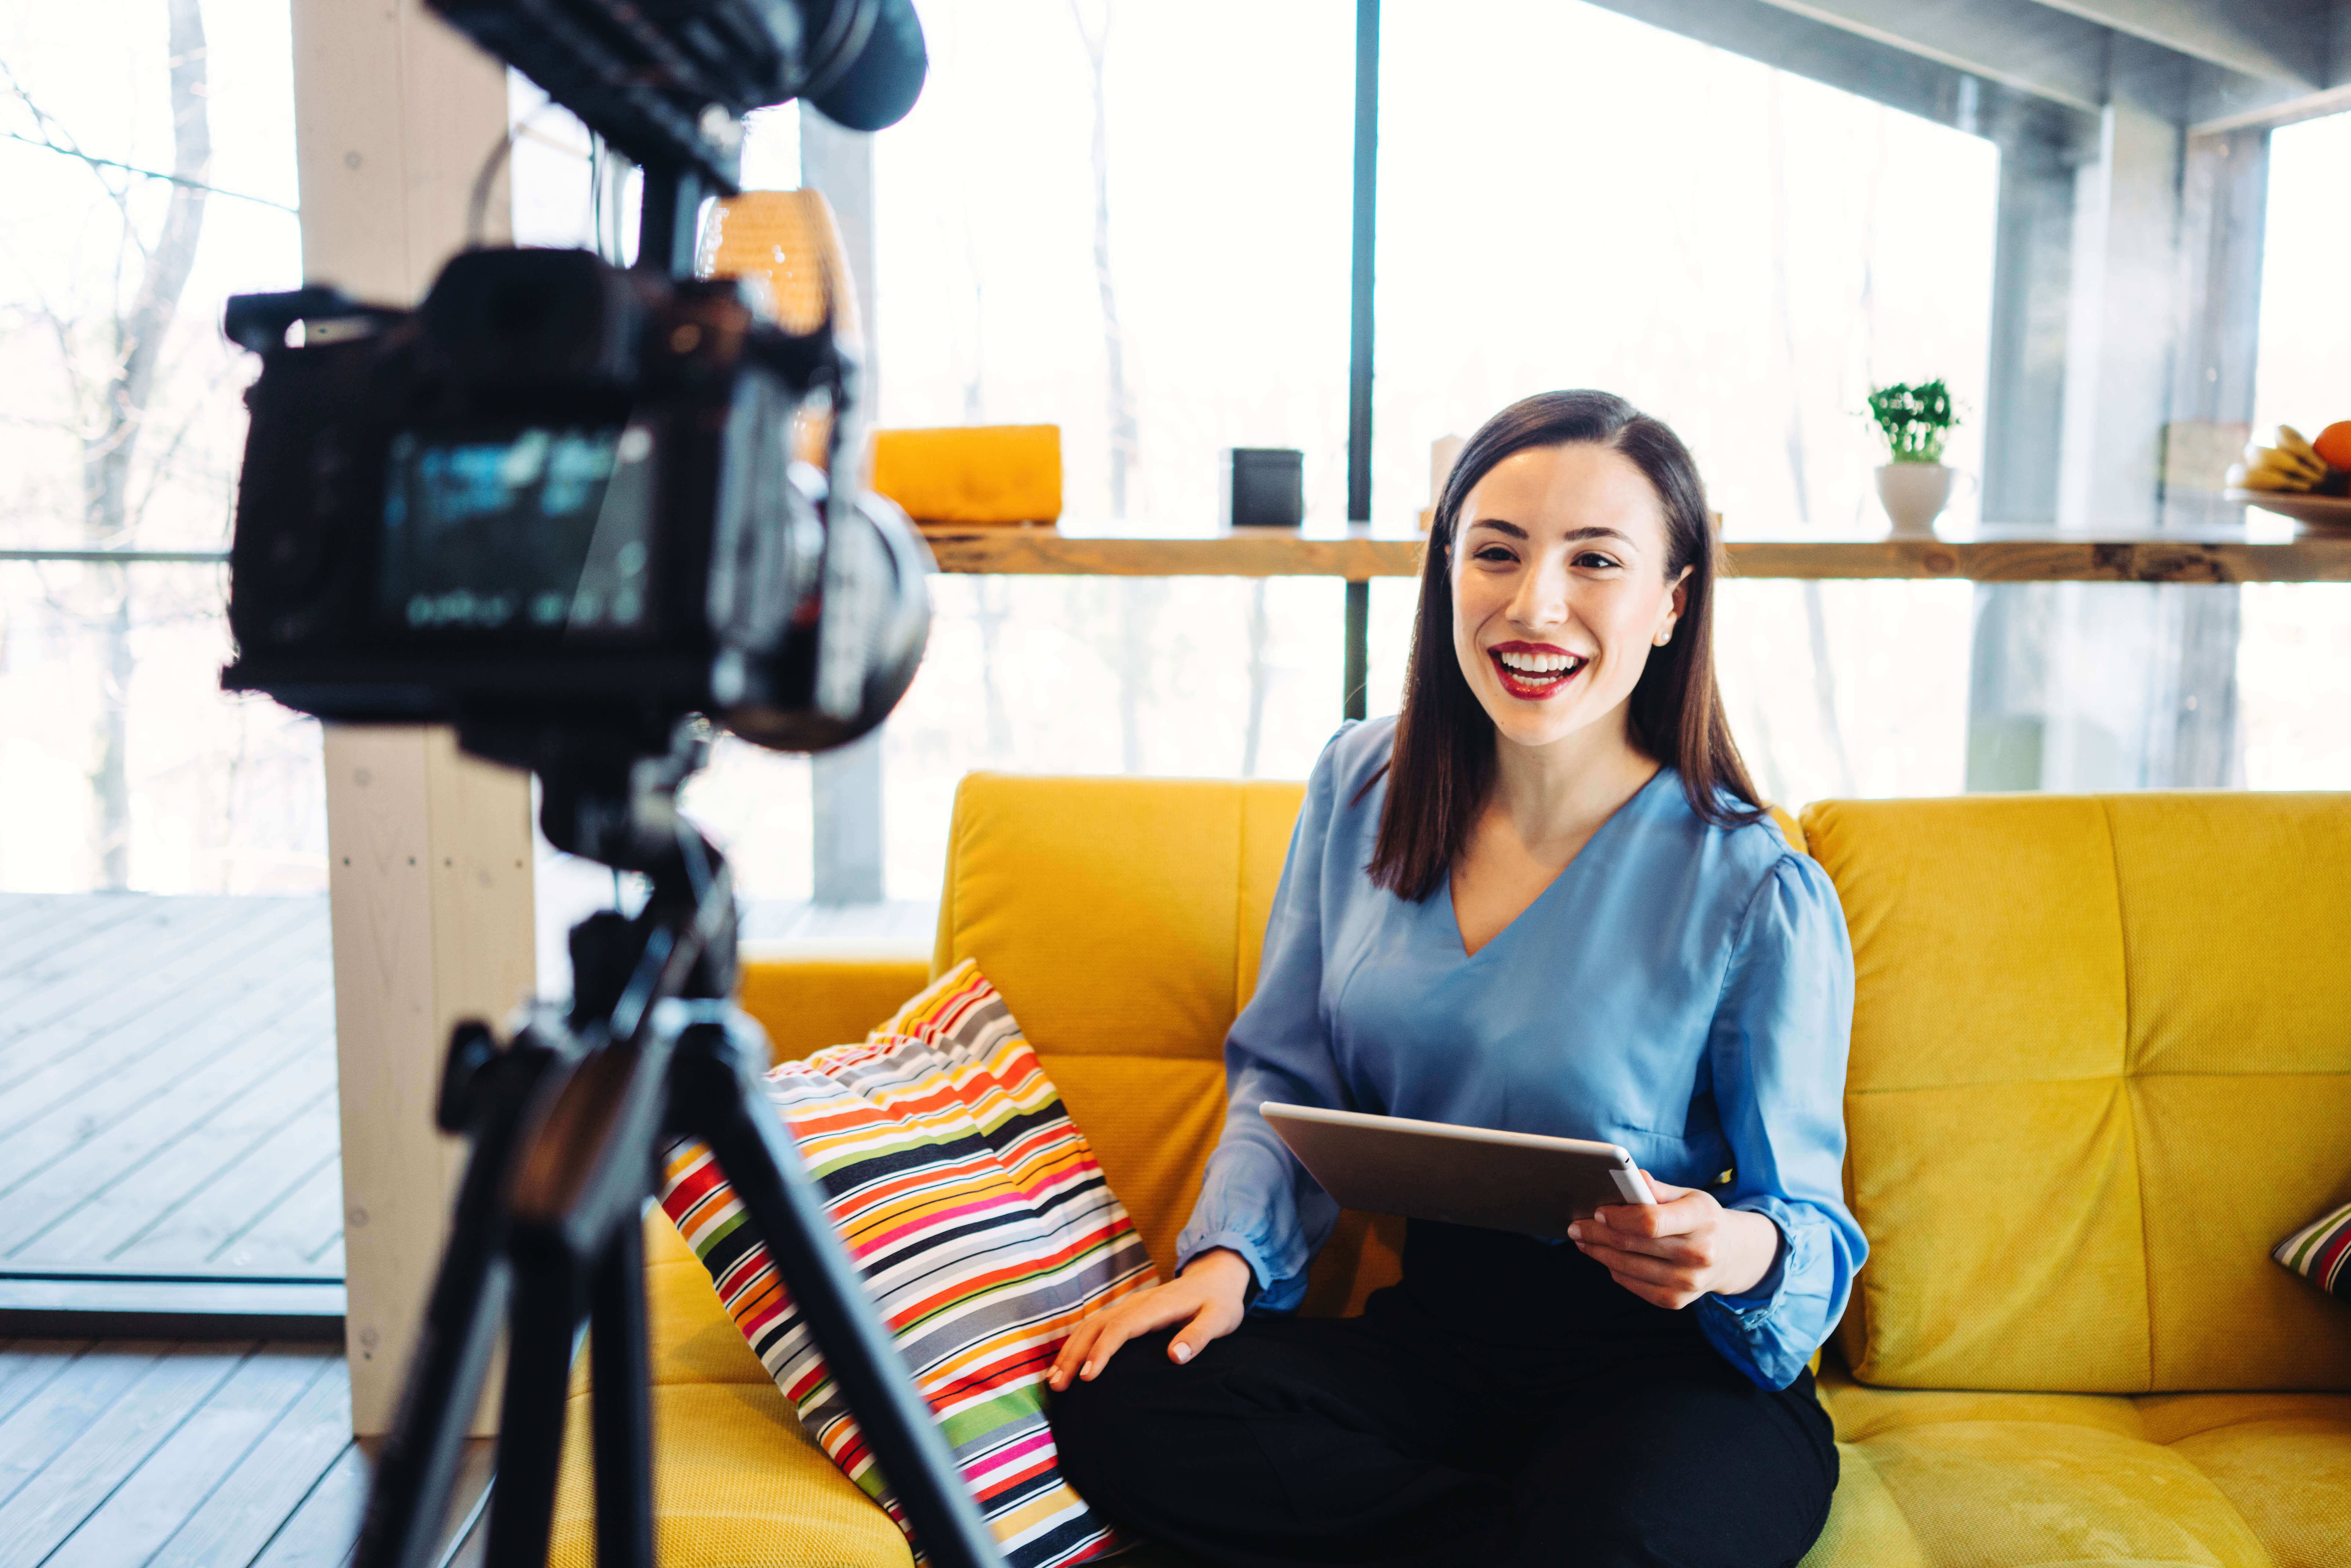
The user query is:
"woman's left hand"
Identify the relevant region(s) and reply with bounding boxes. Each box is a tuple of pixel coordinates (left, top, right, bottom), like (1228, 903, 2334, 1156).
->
(1568, 1172, 1782, 1309)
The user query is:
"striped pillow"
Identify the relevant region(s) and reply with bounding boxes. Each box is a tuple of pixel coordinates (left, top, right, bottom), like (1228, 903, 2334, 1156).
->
(659, 960, 1158, 1566)
(2274, 1200, 2351, 1299)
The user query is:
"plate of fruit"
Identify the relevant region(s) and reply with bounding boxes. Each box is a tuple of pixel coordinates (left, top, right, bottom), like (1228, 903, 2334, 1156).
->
(2226, 422, 2351, 526)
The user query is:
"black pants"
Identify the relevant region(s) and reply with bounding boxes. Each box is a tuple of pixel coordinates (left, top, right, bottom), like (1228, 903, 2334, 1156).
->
(1050, 1222, 1838, 1568)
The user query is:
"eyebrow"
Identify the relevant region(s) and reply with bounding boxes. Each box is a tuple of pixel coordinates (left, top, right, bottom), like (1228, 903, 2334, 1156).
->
(1465, 519, 1637, 546)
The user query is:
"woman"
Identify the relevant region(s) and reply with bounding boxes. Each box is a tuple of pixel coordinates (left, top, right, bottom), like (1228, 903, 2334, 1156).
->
(1046, 390, 1863, 1568)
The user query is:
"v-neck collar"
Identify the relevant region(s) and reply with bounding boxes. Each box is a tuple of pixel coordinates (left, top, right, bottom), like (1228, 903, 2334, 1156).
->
(1438, 764, 1673, 962)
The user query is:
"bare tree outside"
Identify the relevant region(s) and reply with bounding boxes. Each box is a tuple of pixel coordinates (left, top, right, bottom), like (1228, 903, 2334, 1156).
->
(4, 0, 213, 887)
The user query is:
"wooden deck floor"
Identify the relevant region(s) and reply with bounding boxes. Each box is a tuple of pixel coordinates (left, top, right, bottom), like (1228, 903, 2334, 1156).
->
(0, 1339, 489, 1568)
(0, 890, 936, 1296)
(0, 895, 343, 1283)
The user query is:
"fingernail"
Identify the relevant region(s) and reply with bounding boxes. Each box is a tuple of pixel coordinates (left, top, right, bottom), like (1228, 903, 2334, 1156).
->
(1567, 1223, 1582, 1240)
(1172, 1343, 1193, 1364)
(1081, 1362, 1095, 1380)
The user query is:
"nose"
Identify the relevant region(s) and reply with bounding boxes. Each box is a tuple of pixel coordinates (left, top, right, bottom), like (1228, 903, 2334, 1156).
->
(1508, 548, 1571, 633)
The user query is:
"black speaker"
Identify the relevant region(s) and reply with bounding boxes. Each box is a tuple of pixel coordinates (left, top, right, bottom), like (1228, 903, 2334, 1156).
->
(1223, 447, 1305, 528)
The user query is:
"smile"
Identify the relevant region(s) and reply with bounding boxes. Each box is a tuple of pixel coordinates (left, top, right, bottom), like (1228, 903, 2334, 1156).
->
(1486, 643, 1588, 701)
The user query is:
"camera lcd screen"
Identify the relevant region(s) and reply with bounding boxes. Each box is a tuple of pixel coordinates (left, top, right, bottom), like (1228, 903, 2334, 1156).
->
(381, 423, 659, 639)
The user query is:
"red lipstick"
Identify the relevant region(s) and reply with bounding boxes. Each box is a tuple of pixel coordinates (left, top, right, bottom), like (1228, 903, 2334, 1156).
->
(1484, 641, 1588, 702)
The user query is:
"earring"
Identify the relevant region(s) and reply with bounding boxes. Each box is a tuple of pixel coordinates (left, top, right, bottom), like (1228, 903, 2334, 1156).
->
(1654, 628, 1673, 647)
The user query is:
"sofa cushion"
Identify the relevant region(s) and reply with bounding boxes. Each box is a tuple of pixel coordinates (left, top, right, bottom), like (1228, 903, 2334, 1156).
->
(930, 774, 1305, 1062)
(1803, 1363, 2351, 1568)
(550, 1381, 916, 1568)
(1802, 791, 2351, 1392)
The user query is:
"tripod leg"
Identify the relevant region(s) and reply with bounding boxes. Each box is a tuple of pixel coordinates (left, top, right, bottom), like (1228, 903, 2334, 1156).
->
(674, 1024, 1004, 1568)
(589, 1216, 655, 1568)
(482, 1252, 583, 1568)
(355, 1052, 539, 1568)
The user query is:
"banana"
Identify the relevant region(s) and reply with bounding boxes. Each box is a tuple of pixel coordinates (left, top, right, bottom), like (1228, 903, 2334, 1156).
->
(2240, 438, 2324, 489)
(2278, 425, 2320, 462)
(2228, 461, 2301, 492)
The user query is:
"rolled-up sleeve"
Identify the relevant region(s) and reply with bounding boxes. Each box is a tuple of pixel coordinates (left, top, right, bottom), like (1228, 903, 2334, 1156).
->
(1173, 733, 1353, 1311)
(1696, 854, 1867, 1389)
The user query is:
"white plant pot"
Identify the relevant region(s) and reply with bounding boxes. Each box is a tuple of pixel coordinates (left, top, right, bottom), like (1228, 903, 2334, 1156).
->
(1876, 462, 1953, 536)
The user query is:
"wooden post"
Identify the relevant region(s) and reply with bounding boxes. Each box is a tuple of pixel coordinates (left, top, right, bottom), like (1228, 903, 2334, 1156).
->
(290, 0, 536, 1436)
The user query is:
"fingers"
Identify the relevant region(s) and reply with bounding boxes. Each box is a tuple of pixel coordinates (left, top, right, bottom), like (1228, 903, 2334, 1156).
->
(1637, 1169, 1695, 1203)
(1048, 1313, 1105, 1391)
(1591, 1177, 1714, 1239)
(1046, 1281, 1220, 1391)
(1166, 1296, 1232, 1368)
(1603, 1265, 1702, 1311)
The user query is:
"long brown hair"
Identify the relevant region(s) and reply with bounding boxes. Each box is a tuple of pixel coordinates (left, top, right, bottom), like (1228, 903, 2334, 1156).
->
(1363, 390, 1762, 901)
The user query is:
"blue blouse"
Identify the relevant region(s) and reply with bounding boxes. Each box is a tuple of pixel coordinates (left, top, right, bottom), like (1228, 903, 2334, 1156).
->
(1175, 717, 1866, 1391)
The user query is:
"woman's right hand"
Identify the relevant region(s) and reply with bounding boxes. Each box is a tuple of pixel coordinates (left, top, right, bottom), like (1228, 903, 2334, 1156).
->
(1047, 1247, 1252, 1391)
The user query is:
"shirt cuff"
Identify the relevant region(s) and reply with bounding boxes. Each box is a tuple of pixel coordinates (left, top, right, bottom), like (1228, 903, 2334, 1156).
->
(1176, 1229, 1274, 1308)
(1707, 1204, 1791, 1318)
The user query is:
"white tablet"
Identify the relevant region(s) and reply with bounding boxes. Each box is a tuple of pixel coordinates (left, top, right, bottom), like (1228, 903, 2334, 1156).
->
(1259, 1102, 1656, 1239)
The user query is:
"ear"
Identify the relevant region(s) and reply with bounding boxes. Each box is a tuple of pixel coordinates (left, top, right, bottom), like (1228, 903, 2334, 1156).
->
(1656, 565, 1694, 645)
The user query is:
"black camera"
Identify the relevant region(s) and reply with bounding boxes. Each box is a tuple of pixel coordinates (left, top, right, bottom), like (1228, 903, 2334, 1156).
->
(220, 0, 934, 793)
(221, 248, 928, 762)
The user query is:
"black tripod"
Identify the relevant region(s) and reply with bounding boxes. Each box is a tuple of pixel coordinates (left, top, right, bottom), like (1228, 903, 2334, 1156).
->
(351, 724, 1002, 1568)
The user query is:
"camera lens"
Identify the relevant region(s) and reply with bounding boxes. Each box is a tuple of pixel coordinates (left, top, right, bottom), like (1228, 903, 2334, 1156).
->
(805, 0, 926, 132)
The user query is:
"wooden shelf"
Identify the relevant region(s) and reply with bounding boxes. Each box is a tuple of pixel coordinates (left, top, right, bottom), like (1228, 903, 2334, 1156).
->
(916, 525, 2351, 584)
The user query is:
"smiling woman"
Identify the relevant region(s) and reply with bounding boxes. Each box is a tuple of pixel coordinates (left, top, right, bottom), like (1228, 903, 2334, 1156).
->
(1043, 388, 1862, 1568)
(1369, 390, 1764, 904)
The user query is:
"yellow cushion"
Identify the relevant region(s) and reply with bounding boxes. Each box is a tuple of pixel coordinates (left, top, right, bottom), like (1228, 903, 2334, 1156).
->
(549, 1381, 913, 1568)
(930, 774, 1305, 1063)
(738, 958, 932, 1067)
(1802, 791, 2351, 1392)
(1802, 1360, 2351, 1568)
(870, 425, 1062, 525)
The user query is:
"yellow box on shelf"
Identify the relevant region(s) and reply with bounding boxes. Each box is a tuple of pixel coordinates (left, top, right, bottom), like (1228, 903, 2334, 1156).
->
(871, 423, 1063, 526)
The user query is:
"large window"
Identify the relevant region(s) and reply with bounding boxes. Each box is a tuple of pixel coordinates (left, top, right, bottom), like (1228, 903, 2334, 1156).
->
(0, 0, 310, 894)
(2237, 109, 2351, 793)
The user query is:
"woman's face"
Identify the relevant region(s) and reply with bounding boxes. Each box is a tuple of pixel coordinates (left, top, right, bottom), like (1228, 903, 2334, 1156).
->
(1448, 442, 1690, 754)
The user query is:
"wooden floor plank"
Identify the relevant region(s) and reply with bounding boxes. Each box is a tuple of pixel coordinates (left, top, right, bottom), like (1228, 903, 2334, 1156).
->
(243, 1438, 367, 1568)
(0, 1342, 252, 1567)
(244, 1432, 496, 1568)
(0, 899, 325, 1103)
(0, 927, 328, 1149)
(0, 896, 309, 1044)
(23, 1052, 339, 1269)
(0, 1007, 328, 1225)
(0, 1007, 330, 1260)
(0, 896, 89, 955)
(0, 896, 172, 987)
(40, 1345, 333, 1568)
(226, 1148, 348, 1273)
(120, 1111, 343, 1276)
(146, 1348, 352, 1568)
(0, 1342, 160, 1513)
(0, 1340, 91, 1430)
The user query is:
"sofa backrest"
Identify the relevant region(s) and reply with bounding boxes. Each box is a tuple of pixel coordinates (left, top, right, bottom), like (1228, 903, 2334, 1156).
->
(930, 773, 1314, 1287)
(1804, 791, 2351, 1393)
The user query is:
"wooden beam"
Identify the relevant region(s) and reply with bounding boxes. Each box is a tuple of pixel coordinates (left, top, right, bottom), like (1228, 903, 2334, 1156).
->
(1753, 0, 2113, 111)
(1588, 0, 2106, 121)
(2032, 0, 2332, 87)
(290, 0, 536, 1438)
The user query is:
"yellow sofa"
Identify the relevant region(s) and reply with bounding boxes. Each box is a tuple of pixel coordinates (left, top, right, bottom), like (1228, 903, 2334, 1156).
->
(553, 776, 2351, 1567)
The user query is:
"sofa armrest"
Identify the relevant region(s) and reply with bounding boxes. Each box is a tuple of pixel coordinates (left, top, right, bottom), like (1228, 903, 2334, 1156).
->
(738, 957, 933, 1066)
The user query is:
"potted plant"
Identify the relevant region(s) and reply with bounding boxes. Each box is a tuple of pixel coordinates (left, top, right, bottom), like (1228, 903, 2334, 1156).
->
(1867, 380, 1960, 536)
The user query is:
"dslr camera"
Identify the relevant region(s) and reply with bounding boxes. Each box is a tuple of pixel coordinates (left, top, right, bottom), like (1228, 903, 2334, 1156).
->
(221, 0, 932, 799)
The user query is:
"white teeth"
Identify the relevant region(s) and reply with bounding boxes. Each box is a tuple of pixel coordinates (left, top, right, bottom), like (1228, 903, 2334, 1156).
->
(1495, 651, 1583, 674)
